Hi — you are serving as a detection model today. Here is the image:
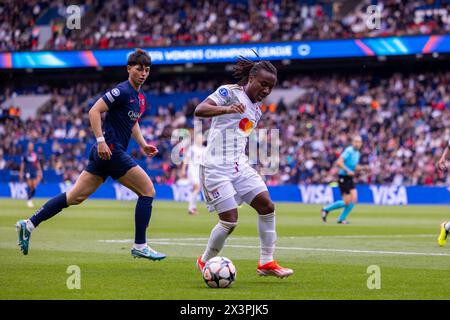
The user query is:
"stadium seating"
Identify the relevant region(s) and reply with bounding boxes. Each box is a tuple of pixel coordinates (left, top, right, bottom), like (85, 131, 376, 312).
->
(1, 0, 449, 51)
(0, 70, 449, 186)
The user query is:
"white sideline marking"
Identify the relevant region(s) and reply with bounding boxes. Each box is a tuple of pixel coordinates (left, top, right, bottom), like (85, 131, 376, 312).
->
(98, 237, 450, 257)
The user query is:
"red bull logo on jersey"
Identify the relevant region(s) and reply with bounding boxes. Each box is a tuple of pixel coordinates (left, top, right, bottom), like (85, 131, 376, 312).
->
(239, 118, 254, 134)
(128, 110, 142, 121)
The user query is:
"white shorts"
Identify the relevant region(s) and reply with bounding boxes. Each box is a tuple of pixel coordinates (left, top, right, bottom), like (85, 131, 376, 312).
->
(187, 165, 200, 185)
(200, 164, 268, 214)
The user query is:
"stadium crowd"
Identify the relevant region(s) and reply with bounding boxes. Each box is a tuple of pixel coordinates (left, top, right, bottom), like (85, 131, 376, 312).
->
(1, 0, 449, 51)
(0, 69, 449, 186)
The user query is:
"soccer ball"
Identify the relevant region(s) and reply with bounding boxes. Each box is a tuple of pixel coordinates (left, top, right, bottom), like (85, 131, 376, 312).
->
(202, 256, 236, 288)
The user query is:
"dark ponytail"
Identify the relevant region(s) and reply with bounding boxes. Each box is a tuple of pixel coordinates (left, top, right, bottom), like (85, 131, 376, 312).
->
(233, 54, 277, 86)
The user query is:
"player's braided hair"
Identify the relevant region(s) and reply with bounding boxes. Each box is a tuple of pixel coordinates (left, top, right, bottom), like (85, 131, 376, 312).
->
(233, 53, 277, 86)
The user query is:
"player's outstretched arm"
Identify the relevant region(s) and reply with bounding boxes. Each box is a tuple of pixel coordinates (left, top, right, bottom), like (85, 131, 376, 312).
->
(89, 98, 112, 160)
(194, 98, 245, 118)
(132, 122, 158, 158)
(131, 121, 146, 148)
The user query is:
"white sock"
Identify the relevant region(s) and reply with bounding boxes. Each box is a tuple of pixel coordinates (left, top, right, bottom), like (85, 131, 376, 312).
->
(188, 189, 198, 211)
(201, 220, 237, 262)
(258, 212, 276, 265)
(26, 219, 35, 232)
(445, 221, 450, 232)
(133, 243, 147, 250)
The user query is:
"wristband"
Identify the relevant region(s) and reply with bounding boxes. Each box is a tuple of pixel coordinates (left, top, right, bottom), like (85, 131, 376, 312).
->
(96, 136, 105, 143)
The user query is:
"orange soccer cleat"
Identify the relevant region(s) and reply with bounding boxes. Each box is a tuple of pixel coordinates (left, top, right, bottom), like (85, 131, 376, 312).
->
(256, 260, 294, 278)
(196, 255, 206, 272)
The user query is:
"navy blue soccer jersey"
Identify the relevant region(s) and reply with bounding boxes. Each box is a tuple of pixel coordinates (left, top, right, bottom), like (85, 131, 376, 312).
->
(22, 152, 39, 173)
(101, 80, 146, 151)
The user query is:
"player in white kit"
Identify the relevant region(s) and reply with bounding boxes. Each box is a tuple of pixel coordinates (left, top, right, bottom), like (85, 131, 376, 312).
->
(181, 133, 205, 215)
(194, 56, 293, 278)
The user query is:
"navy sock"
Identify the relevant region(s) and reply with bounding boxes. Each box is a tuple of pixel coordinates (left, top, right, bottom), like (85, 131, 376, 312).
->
(30, 188, 36, 199)
(135, 196, 153, 245)
(27, 187, 32, 200)
(29, 193, 68, 228)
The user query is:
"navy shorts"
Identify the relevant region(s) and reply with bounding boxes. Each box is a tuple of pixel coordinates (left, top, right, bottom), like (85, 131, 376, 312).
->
(25, 171, 37, 180)
(85, 145, 137, 181)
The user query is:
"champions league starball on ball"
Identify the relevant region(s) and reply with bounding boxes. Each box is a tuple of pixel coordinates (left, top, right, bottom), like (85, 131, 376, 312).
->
(202, 256, 237, 288)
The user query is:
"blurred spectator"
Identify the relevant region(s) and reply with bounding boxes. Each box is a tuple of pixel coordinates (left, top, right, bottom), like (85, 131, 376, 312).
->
(2, 0, 449, 51)
(0, 70, 449, 185)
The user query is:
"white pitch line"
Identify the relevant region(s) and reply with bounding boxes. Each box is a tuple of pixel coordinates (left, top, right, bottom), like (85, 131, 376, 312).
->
(147, 241, 450, 257)
(98, 239, 450, 257)
(98, 237, 210, 243)
(283, 234, 435, 239)
(98, 234, 435, 243)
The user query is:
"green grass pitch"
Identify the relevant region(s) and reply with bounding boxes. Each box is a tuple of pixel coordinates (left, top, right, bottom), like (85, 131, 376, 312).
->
(0, 199, 449, 300)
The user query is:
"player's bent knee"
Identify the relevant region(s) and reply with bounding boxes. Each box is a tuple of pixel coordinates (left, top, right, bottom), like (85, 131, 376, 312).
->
(69, 194, 87, 205)
(142, 187, 155, 198)
(267, 201, 275, 213)
(259, 201, 275, 215)
(137, 184, 155, 197)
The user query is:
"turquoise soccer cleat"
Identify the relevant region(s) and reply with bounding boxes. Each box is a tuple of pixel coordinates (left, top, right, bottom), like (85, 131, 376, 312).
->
(16, 220, 31, 255)
(131, 246, 166, 261)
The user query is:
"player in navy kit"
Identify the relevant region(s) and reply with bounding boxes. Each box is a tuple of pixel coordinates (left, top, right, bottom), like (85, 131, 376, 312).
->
(16, 49, 166, 260)
(19, 142, 43, 208)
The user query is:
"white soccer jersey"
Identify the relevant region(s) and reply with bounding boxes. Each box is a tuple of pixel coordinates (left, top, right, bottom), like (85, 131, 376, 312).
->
(203, 84, 263, 169)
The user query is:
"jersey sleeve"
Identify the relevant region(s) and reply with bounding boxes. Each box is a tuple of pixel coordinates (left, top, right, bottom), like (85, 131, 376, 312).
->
(340, 147, 351, 161)
(101, 86, 128, 110)
(207, 85, 233, 106)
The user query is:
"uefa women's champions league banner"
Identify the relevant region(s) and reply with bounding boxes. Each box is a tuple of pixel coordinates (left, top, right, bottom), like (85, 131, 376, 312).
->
(1, 35, 449, 69)
(1, 182, 449, 205)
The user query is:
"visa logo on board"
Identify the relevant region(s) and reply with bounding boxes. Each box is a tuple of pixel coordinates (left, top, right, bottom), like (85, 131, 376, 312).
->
(8, 182, 28, 199)
(370, 186, 408, 205)
(298, 185, 334, 204)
